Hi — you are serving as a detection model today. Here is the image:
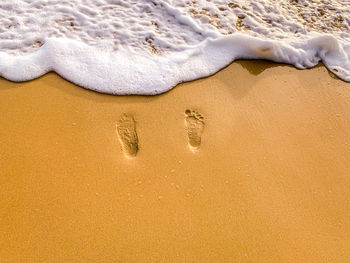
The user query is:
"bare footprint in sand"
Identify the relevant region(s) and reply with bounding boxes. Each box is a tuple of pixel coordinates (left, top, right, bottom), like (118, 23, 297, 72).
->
(185, 109, 205, 150)
(116, 114, 139, 158)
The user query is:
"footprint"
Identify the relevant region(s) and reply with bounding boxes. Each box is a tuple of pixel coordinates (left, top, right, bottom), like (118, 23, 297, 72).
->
(185, 109, 205, 150)
(116, 114, 139, 158)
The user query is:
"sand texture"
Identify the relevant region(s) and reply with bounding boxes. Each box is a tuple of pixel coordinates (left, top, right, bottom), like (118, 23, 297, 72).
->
(1, 61, 350, 262)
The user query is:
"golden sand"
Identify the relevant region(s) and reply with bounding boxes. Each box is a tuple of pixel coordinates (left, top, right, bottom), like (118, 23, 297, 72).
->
(1, 61, 350, 262)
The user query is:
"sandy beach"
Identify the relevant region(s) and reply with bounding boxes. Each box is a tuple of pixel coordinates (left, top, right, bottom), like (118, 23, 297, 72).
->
(1, 60, 350, 262)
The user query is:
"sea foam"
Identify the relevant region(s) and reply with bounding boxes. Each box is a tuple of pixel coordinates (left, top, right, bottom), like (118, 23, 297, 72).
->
(0, 0, 350, 94)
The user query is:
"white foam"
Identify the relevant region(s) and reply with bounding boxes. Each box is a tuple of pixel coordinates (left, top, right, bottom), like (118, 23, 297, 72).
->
(0, 0, 350, 94)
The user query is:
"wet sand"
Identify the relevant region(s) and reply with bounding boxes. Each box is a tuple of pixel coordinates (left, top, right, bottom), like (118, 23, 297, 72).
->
(1, 61, 350, 262)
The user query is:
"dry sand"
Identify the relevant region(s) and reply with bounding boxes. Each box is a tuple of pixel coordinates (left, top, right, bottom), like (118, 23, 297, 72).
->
(1, 61, 350, 262)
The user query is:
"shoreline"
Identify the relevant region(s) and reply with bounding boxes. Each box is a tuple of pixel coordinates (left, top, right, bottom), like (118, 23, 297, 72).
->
(1, 60, 350, 262)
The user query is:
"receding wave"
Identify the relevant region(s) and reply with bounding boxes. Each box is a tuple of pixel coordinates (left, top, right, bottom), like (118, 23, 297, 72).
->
(1, 0, 349, 94)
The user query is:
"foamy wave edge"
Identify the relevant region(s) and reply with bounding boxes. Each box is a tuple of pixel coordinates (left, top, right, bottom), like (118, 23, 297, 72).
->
(0, 33, 349, 95)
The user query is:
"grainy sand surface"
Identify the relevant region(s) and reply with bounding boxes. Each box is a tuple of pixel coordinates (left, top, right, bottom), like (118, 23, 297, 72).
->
(1, 61, 350, 262)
